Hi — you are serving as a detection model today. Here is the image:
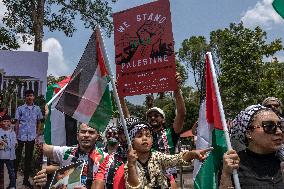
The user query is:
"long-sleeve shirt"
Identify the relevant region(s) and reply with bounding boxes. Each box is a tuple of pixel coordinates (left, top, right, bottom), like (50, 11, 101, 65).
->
(124, 151, 191, 189)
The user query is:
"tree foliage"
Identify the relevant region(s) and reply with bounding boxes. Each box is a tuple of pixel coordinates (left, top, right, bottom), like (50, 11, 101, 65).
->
(47, 74, 67, 85)
(178, 36, 209, 95)
(152, 86, 199, 132)
(211, 23, 283, 117)
(2, 0, 114, 51)
(178, 22, 284, 117)
(0, 27, 20, 50)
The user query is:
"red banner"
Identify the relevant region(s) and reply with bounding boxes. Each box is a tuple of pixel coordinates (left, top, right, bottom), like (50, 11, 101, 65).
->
(113, 0, 177, 97)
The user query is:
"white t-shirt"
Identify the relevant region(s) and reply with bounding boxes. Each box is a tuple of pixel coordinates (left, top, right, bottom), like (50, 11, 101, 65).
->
(0, 128, 16, 160)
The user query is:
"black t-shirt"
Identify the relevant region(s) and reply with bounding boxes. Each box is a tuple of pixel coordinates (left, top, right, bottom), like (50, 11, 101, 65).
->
(238, 149, 284, 189)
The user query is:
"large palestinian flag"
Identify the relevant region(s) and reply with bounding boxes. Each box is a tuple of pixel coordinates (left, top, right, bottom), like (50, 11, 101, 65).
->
(193, 52, 227, 189)
(56, 28, 113, 132)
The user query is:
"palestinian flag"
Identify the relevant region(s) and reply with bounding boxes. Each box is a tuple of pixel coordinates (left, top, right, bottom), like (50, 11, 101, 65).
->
(56, 28, 113, 132)
(45, 76, 71, 145)
(273, 0, 284, 19)
(193, 52, 227, 189)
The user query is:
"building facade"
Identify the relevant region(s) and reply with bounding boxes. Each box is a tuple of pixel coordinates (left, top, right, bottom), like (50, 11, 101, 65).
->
(0, 69, 43, 99)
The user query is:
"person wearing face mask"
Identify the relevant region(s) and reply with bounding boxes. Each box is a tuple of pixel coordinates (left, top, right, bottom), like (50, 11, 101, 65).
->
(93, 117, 140, 189)
(220, 104, 284, 188)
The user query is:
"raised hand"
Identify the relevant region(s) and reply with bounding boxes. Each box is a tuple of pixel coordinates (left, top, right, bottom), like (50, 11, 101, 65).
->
(33, 168, 47, 188)
(127, 147, 138, 166)
(189, 147, 214, 161)
(222, 149, 240, 175)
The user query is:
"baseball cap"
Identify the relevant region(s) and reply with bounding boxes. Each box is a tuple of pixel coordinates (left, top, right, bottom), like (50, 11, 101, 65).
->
(146, 107, 165, 119)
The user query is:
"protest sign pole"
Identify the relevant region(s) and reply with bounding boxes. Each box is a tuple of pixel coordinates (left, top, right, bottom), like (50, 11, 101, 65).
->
(96, 26, 132, 147)
(207, 52, 241, 189)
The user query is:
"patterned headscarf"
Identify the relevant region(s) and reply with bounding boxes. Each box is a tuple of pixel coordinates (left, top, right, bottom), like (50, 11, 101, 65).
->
(128, 122, 152, 141)
(118, 116, 141, 130)
(230, 104, 268, 146)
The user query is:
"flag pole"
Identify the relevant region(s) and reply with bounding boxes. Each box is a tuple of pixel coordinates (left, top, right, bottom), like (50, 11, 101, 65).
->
(96, 26, 132, 147)
(46, 84, 68, 106)
(207, 52, 241, 189)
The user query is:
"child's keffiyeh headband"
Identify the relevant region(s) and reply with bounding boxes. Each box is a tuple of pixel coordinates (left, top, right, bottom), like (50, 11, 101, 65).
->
(118, 117, 141, 130)
(128, 122, 152, 141)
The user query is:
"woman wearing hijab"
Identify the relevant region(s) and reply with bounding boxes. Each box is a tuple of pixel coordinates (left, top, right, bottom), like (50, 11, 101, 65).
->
(220, 104, 284, 188)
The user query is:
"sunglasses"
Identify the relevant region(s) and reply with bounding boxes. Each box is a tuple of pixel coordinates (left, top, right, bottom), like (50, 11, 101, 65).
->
(250, 121, 284, 134)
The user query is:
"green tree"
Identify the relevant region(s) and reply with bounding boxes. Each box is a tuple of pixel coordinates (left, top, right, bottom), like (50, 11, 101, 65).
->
(2, 0, 114, 52)
(0, 27, 19, 50)
(178, 36, 209, 97)
(210, 23, 283, 116)
(47, 74, 67, 86)
(259, 58, 284, 105)
(178, 23, 283, 117)
(153, 86, 199, 132)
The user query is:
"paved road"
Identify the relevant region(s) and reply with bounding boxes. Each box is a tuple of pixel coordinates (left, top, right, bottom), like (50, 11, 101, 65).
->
(177, 167, 194, 189)
(4, 166, 35, 189)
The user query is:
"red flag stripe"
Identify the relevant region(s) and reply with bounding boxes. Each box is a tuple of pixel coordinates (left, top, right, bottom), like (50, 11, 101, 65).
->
(205, 54, 223, 130)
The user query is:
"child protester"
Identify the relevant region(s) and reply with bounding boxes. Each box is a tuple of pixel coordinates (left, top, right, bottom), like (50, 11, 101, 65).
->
(0, 115, 17, 189)
(125, 122, 212, 189)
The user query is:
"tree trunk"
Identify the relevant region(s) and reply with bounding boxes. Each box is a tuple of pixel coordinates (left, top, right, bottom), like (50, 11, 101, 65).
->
(146, 94, 154, 110)
(34, 29, 42, 52)
(32, 0, 45, 52)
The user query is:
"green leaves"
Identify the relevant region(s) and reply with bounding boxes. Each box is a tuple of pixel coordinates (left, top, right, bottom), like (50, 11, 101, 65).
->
(0, 27, 20, 50)
(1, 0, 115, 51)
(178, 22, 284, 118)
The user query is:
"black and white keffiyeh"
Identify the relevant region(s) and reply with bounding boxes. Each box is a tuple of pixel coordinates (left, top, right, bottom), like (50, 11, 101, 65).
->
(230, 104, 268, 146)
(128, 122, 151, 141)
(118, 117, 140, 130)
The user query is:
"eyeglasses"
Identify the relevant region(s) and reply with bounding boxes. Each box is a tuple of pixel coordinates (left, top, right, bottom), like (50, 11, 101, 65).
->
(250, 120, 284, 134)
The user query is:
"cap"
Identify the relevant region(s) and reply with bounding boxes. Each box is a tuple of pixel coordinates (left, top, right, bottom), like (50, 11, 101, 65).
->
(146, 107, 165, 119)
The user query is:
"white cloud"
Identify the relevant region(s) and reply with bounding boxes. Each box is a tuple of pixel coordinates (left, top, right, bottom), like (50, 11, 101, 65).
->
(0, 0, 6, 25)
(17, 37, 70, 77)
(241, 0, 284, 29)
(263, 53, 284, 62)
(42, 38, 70, 77)
(275, 54, 284, 62)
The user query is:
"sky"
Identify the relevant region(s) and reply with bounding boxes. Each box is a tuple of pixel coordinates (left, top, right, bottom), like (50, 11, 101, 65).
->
(1, 0, 284, 104)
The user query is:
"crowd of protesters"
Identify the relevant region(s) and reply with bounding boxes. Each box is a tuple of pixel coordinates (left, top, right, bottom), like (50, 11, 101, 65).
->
(0, 77, 284, 189)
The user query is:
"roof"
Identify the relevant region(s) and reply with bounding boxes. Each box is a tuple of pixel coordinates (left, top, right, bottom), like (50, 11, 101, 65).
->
(3, 76, 39, 80)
